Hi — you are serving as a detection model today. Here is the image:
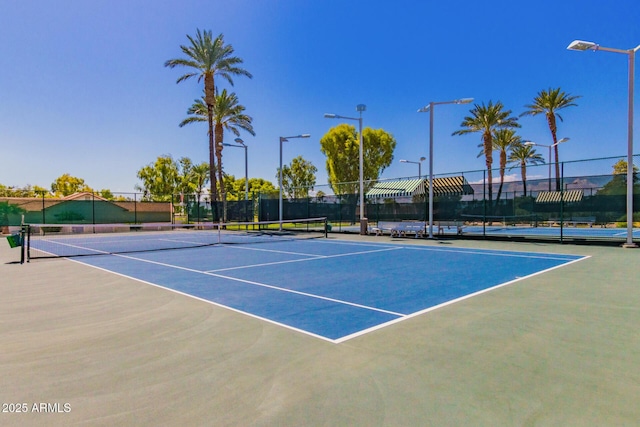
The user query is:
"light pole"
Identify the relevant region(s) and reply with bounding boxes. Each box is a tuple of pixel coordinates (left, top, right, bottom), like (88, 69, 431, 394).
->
(324, 104, 367, 234)
(418, 98, 473, 238)
(222, 138, 249, 201)
(399, 157, 426, 178)
(524, 138, 570, 191)
(279, 134, 310, 230)
(567, 40, 639, 248)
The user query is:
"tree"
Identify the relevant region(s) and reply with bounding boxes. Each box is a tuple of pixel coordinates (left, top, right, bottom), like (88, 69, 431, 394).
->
(99, 189, 115, 200)
(277, 156, 317, 199)
(247, 178, 278, 197)
(487, 128, 522, 203)
(521, 88, 580, 191)
(165, 29, 252, 211)
(508, 143, 545, 196)
(51, 174, 92, 197)
(0, 201, 26, 232)
(320, 124, 396, 197)
(597, 159, 640, 196)
(135, 155, 180, 201)
(135, 155, 212, 205)
(453, 101, 520, 203)
(188, 162, 210, 202)
(179, 92, 254, 205)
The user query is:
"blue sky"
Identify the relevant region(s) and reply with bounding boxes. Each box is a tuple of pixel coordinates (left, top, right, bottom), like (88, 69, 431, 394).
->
(1, 0, 639, 194)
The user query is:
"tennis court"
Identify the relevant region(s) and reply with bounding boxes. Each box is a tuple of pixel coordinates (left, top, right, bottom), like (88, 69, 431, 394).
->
(3, 229, 640, 426)
(24, 223, 585, 342)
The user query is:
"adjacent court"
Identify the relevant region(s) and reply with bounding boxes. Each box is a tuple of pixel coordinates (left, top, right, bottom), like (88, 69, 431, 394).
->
(28, 227, 586, 342)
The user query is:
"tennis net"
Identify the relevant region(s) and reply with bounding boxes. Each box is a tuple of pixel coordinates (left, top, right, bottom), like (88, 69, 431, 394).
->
(24, 217, 328, 260)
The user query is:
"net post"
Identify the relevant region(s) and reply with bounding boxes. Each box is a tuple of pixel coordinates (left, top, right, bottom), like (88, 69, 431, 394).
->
(23, 225, 30, 263)
(19, 225, 25, 264)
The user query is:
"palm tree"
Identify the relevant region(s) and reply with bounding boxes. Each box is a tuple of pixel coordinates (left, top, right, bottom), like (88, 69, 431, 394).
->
(487, 128, 522, 204)
(165, 29, 252, 214)
(188, 162, 210, 222)
(180, 91, 255, 205)
(211, 89, 255, 205)
(453, 101, 520, 203)
(521, 88, 580, 190)
(508, 143, 545, 196)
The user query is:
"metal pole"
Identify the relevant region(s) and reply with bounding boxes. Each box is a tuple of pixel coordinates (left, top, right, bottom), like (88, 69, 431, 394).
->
(244, 145, 249, 202)
(567, 40, 638, 247)
(548, 145, 552, 192)
(357, 104, 367, 235)
(359, 113, 364, 229)
(279, 137, 284, 231)
(624, 49, 637, 247)
(428, 102, 434, 238)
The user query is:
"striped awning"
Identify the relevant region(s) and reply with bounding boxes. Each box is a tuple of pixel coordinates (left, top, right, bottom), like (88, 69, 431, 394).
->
(366, 178, 424, 198)
(366, 176, 474, 199)
(416, 176, 474, 197)
(535, 190, 584, 203)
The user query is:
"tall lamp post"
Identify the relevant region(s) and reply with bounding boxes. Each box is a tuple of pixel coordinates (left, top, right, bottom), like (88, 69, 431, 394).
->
(524, 138, 570, 191)
(279, 134, 310, 230)
(324, 104, 368, 234)
(222, 138, 249, 201)
(567, 40, 640, 248)
(418, 98, 473, 238)
(399, 157, 426, 178)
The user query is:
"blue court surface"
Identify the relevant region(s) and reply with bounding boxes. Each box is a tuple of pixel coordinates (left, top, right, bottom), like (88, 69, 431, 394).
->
(68, 239, 586, 343)
(462, 225, 640, 238)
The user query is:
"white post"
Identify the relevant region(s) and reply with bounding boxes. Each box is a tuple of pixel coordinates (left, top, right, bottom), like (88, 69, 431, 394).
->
(279, 137, 284, 231)
(625, 49, 636, 247)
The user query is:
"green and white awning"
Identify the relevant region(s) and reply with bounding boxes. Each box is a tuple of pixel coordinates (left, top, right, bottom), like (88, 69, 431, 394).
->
(417, 176, 475, 197)
(535, 190, 584, 203)
(366, 178, 424, 198)
(366, 176, 474, 199)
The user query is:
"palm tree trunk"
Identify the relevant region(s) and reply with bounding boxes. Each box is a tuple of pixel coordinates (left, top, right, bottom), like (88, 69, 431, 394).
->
(553, 144, 561, 191)
(521, 163, 527, 196)
(496, 150, 507, 205)
(204, 73, 219, 220)
(546, 113, 561, 191)
(207, 105, 218, 206)
(214, 123, 225, 221)
(483, 133, 493, 204)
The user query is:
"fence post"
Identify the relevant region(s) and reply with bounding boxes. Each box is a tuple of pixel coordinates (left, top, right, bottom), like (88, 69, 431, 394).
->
(92, 192, 95, 225)
(560, 162, 564, 243)
(482, 169, 487, 236)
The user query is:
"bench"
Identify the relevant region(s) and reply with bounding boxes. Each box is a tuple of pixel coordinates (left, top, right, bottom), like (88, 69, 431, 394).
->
(546, 217, 596, 227)
(436, 221, 464, 235)
(371, 221, 426, 238)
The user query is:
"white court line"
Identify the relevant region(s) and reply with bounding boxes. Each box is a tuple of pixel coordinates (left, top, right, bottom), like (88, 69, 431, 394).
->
(66, 258, 340, 344)
(63, 240, 591, 344)
(401, 245, 580, 261)
(206, 246, 403, 273)
(314, 237, 584, 260)
(35, 239, 110, 254)
(111, 252, 405, 317)
(219, 244, 324, 257)
(333, 255, 591, 343)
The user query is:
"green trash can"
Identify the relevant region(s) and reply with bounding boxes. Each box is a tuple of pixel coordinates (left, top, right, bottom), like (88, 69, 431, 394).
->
(6, 233, 22, 248)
